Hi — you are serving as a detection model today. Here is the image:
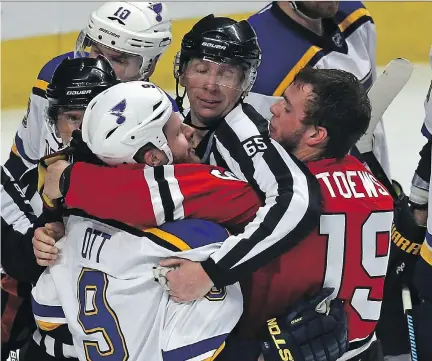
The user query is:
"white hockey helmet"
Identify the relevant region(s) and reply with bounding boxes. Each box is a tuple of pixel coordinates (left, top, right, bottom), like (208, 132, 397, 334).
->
(75, 2, 172, 79)
(81, 81, 173, 165)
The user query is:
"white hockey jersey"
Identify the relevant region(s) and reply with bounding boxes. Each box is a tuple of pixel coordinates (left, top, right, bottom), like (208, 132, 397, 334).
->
(31, 216, 243, 361)
(244, 1, 390, 178)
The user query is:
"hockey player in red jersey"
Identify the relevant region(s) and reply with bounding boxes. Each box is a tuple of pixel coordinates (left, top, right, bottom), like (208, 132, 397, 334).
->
(38, 68, 393, 361)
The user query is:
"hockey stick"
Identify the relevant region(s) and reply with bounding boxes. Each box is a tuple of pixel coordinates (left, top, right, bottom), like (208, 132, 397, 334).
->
(402, 286, 419, 361)
(355, 58, 414, 200)
(355, 59, 420, 359)
(356, 58, 414, 154)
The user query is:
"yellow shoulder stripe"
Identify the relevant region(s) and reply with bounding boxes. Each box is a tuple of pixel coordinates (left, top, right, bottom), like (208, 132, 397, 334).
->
(144, 228, 191, 251)
(420, 241, 432, 266)
(338, 8, 371, 33)
(34, 79, 49, 91)
(272, 46, 321, 97)
(37, 320, 64, 331)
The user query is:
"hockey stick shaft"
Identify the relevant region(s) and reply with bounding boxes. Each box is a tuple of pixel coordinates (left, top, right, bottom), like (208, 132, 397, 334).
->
(402, 285, 419, 361)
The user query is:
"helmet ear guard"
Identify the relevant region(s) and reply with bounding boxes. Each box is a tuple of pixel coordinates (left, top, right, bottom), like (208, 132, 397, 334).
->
(75, 2, 173, 80)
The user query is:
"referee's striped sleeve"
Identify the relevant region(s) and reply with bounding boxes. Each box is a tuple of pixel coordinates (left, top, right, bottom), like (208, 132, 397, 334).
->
(201, 104, 321, 286)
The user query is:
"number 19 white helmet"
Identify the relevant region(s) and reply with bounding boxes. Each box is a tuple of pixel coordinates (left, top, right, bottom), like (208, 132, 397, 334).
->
(81, 81, 173, 165)
(75, 2, 172, 79)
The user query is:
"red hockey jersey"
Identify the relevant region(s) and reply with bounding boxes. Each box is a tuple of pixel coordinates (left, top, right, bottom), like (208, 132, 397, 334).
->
(64, 156, 393, 344)
(242, 156, 394, 345)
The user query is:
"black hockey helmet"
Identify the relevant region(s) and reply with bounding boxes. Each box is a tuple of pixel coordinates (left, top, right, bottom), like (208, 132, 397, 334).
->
(46, 56, 120, 113)
(174, 14, 261, 112)
(176, 14, 261, 73)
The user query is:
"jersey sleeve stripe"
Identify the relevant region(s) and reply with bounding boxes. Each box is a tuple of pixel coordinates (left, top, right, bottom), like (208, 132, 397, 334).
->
(32, 86, 46, 98)
(162, 165, 185, 220)
(144, 167, 166, 225)
(36, 320, 64, 332)
(421, 123, 432, 140)
(34, 79, 49, 91)
(338, 7, 371, 32)
(161, 333, 228, 361)
(13, 133, 39, 164)
(154, 166, 175, 222)
(420, 239, 432, 266)
(272, 45, 321, 96)
(144, 228, 191, 251)
(31, 295, 66, 319)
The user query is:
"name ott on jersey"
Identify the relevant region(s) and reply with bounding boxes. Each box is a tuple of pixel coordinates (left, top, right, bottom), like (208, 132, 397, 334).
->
(316, 170, 389, 199)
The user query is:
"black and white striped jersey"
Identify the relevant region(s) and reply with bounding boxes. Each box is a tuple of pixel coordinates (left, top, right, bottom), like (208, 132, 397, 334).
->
(1, 165, 44, 282)
(187, 103, 322, 286)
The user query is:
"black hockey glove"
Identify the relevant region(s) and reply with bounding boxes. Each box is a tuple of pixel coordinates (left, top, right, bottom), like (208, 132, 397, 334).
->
(260, 288, 348, 361)
(385, 180, 425, 293)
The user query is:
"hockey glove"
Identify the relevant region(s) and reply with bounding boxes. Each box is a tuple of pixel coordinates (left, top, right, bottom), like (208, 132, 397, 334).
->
(260, 288, 348, 361)
(385, 180, 425, 293)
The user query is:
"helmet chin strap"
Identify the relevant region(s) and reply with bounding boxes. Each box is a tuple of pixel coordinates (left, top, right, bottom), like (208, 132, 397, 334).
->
(160, 143, 173, 165)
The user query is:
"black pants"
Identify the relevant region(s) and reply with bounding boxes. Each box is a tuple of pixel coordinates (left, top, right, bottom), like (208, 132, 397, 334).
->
(1, 275, 35, 361)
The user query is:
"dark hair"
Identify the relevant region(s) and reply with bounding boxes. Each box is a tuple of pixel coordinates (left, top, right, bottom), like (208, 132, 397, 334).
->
(292, 67, 371, 159)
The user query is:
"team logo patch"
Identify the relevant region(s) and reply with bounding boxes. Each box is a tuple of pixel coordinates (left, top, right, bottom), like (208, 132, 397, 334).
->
(332, 33, 343, 48)
(22, 98, 31, 128)
(148, 2, 163, 22)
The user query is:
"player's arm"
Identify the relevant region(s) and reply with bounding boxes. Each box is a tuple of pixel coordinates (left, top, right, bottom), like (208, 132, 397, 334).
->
(3, 79, 50, 181)
(203, 118, 321, 287)
(1, 166, 45, 282)
(60, 162, 261, 230)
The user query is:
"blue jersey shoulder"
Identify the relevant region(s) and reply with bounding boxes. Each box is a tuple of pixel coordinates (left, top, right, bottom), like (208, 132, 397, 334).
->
(37, 51, 89, 83)
(158, 219, 229, 249)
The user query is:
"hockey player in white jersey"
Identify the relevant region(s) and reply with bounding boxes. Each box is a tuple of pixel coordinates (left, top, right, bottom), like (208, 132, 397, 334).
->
(4, 2, 173, 197)
(31, 82, 242, 361)
(244, 1, 391, 179)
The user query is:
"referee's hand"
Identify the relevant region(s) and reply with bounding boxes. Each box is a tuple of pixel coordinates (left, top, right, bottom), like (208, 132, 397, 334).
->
(32, 223, 64, 266)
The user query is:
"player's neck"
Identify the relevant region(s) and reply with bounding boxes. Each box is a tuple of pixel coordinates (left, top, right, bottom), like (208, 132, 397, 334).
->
(294, 147, 323, 163)
(277, 1, 324, 36)
(189, 111, 210, 143)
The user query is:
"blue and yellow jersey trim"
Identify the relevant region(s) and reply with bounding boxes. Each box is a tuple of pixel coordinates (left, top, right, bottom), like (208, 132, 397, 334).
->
(421, 232, 432, 266)
(272, 5, 372, 96)
(31, 294, 66, 331)
(144, 219, 230, 252)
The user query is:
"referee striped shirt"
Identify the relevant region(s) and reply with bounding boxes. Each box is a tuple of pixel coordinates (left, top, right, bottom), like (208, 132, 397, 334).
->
(193, 103, 322, 286)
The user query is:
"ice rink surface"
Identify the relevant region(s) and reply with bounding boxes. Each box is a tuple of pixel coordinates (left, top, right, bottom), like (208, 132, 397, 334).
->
(1, 63, 431, 193)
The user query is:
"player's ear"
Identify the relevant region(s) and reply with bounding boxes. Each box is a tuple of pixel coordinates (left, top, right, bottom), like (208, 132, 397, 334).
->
(305, 125, 327, 147)
(143, 148, 168, 167)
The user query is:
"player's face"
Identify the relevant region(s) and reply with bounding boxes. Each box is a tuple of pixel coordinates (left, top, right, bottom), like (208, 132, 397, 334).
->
(295, 1, 339, 19)
(164, 113, 201, 164)
(89, 43, 142, 81)
(56, 109, 85, 144)
(182, 59, 244, 124)
(269, 83, 313, 153)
